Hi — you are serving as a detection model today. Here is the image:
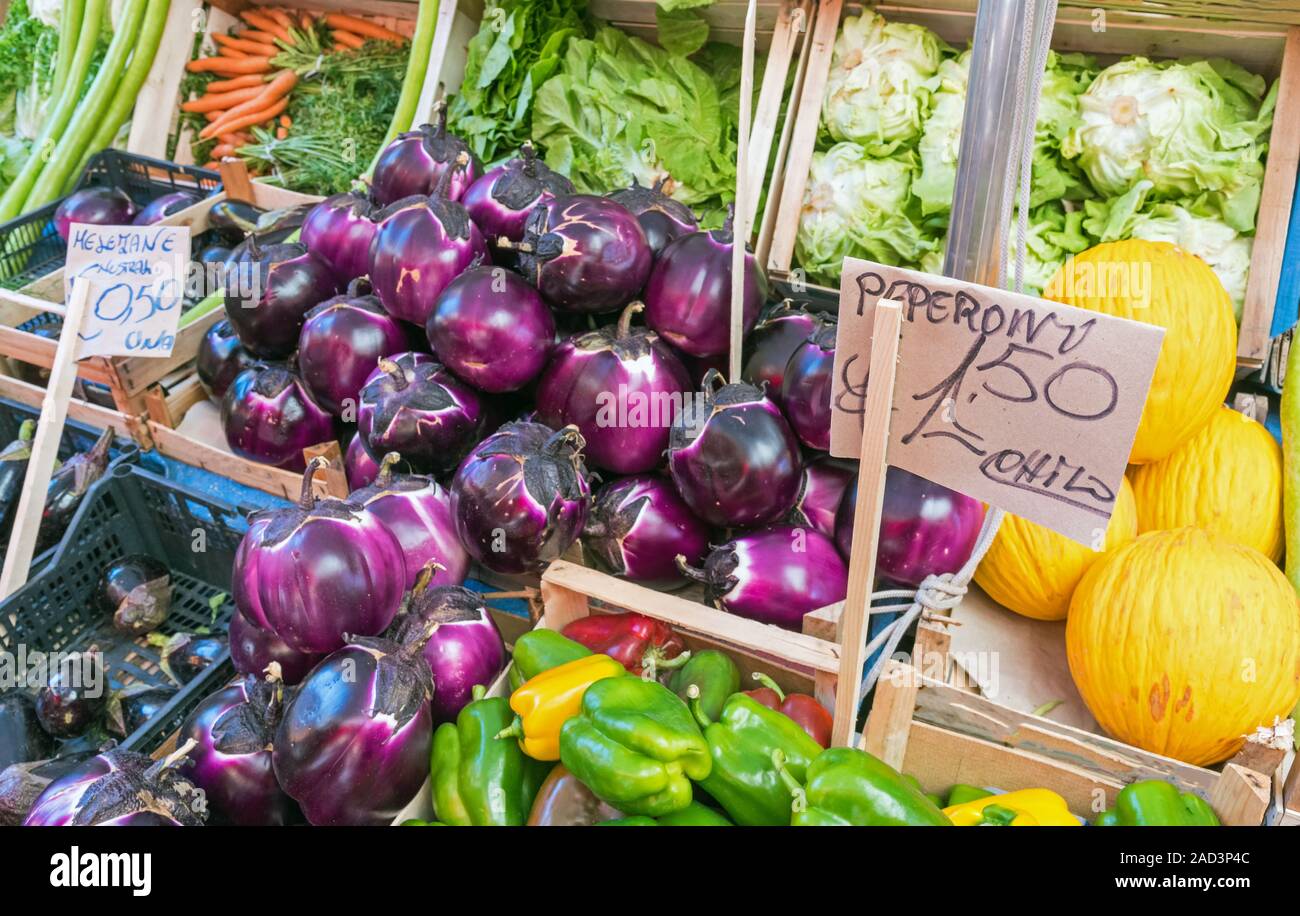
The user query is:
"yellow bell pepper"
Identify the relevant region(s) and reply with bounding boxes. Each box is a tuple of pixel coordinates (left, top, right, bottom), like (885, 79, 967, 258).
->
(495, 654, 625, 761)
(943, 788, 1080, 826)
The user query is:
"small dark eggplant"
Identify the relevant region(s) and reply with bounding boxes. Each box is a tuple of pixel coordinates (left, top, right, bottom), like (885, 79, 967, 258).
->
(0, 419, 34, 550)
(0, 694, 53, 768)
(35, 428, 113, 553)
(207, 199, 264, 233)
(104, 684, 178, 738)
(154, 633, 225, 686)
(99, 554, 172, 635)
(34, 648, 107, 738)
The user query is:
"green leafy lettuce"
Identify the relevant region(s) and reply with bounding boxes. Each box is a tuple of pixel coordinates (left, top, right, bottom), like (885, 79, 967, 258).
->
(447, 0, 587, 166)
(531, 25, 747, 222)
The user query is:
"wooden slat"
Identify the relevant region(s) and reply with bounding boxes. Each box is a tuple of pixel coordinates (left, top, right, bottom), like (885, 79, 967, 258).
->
(766, 0, 840, 273)
(1207, 763, 1273, 826)
(540, 561, 841, 674)
(831, 299, 901, 747)
(860, 660, 918, 768)
(1240, 26, 1300, 367)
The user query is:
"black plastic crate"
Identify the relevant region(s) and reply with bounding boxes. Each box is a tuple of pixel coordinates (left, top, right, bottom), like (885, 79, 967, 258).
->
(0, 150, 221, 290)
(0, 462, 252, 754)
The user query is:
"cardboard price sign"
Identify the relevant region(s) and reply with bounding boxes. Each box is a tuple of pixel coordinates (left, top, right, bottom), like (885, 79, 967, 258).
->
(64, 222, 191, 359)
(831, 258, 1164, 545)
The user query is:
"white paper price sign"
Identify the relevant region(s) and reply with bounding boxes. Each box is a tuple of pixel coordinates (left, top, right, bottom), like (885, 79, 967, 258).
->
(63, 222, 191, 359)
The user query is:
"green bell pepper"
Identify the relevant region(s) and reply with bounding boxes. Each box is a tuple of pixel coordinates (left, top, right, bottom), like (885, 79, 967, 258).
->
(945, 783, 993, 807)
(596, 802, 733, 826)
(776, 747, 952, 826)
(431, 685, 550, 826)
(558, 676, 711, 817)
(1094, 781, 1220, 826)
(687, 688, 823, 826)
(508, 630, 592, 691)
(669, 650, 740, 723)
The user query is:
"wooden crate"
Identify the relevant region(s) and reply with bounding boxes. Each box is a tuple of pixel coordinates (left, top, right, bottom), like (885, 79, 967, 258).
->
(423, 0, 815, 248)
(539, 560, 843, 727)
(863, 656, 1287, 825)
(0, 181, 319, 418)
(171, 0, 428, 168)
(768, 0, 1300, 369)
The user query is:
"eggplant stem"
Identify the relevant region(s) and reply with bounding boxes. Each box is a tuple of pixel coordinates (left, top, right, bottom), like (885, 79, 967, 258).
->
(699, 368, 727, 399)
(674, 554, 710, 586)
(376, 356, 407, 389)
(377, 451, 403, 485)
(496, 236, 528, 253)
(616, 301, 644, 339)
(145, 737, 199, 780)
(299, 455, 330, 508)
(543, 424, 586, 458)
(412, 559, 445, 596)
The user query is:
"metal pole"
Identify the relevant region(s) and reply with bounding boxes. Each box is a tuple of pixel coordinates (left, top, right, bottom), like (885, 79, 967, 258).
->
(944, 0, 1049, 286)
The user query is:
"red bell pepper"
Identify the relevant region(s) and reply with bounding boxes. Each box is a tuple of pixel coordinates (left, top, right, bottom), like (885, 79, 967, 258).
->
(561, 613, 689, 678)
(745, 673, 832, 748)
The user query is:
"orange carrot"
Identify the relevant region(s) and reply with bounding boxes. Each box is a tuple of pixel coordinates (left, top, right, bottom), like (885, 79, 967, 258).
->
(332, 42, 348, 52)
(276, 126, 288, 140)
(203, 160, 221, 169)
(212, 143, 238, 158)
(187, 56, 273, 74)
(323, 13, 405, 42)
(201, 69, 297, 138)
(239, 29, 278, 43)
(332, 30, 364, 49)
(219, 46, 248, 58)
(181, 86, 263, 113)
(279, 114, 291, 128)
(204, 97, 290, 138)
(240, 9, 292, 43)
(206, 73, 267, 92)
(213, 33, 277, 56)
(263, 8, 293, 29)
(299, 11, 313, 30)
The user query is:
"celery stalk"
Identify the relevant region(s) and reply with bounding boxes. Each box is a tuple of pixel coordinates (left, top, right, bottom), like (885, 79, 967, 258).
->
(49, 0, 86, 100)
(1283, 334, 1300, 592)
(0, 0, 106, 221)
(366, 0, 438, 177)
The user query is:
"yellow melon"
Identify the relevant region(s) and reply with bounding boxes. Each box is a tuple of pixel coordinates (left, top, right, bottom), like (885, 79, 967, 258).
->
(1130, 406, 1283, 561)
(1066, 527, 1300, 765)
(974, 477, 1138, 621)
(1042, 240, 1236, 464)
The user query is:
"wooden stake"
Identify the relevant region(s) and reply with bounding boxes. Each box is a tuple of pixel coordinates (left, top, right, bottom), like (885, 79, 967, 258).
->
(728, 0, 757, 383)
(0, 279, 93, 599)
(830, 299, 902, 747)
(218, 158, 255, 203)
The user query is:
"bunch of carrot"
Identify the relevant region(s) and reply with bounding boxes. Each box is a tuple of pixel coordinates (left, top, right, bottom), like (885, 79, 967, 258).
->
(183, 7, 407, 167)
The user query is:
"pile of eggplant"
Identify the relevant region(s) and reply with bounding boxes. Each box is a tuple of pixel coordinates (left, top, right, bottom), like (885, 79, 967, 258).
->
(0, 426, 114, 556)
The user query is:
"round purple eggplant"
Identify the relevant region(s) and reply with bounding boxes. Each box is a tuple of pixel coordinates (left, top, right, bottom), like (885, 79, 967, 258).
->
(34, 648, 106, 738)
(388, 575, 505, 724)
(426, 264, 555, 392)
(535, 302, 692, 474)
(228, 608, 323, 686)
(370, 103, 480, 206)
(54, 187, 137, 241)
(223, 237, 339, 359)
(463, 143, 573, 257)
(0, 694, 53, 769)
(511, 194, 652, 314)
(180, 675, 299, 826)
(237, 458, 407, 653)
(221, 365, 335, 470)
(273, 630, 436, 826)
(23, 745, 206, 826)
(357, 354, 484, 476)
(781, 316, 837, 451)
(667, 370, 801, 528)
(450, 421, 591, 575)
(786, 456, 855, 540)
(196, 319, 254, 400)
(133, 191, 202, 226)
(678, 526, 848, 630)
(835, 468, 985, 588)
(344, 433, 382, 490)
(297, 280, 408, 416)
(98, 554, 171, 635)
(301, 189, 379, 283)
(349, 452, 468, 591)
(582, 474, 710, 586)
(607, 177, 698, 257)
(643, 208, 767, 358)
(742, 300, 827, 408)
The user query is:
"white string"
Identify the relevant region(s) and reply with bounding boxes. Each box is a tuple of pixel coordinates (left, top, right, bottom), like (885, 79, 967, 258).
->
(855, 0, 1059, 706)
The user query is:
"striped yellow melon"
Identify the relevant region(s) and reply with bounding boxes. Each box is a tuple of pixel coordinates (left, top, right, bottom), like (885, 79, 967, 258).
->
(1130, 406, 1283, 562)
(1066, 527, 1300, 766)
(974, 477, 1137, 621)
(1042, 240, 1236, 464)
